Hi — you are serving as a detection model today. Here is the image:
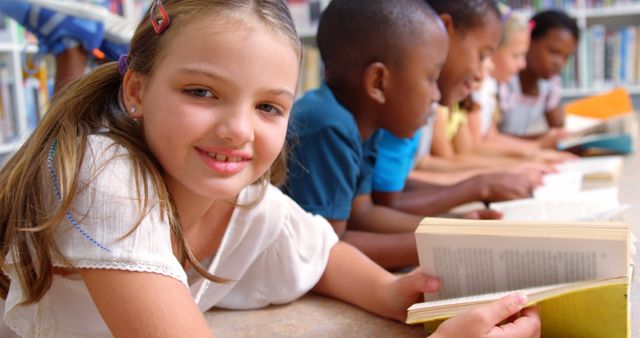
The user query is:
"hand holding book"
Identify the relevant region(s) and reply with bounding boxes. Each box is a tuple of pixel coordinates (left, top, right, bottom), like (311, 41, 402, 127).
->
(429, 294, 540, 338)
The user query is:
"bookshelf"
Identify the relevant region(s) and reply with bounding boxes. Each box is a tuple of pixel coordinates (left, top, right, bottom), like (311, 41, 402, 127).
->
(508, 0, 640, 99)
(0, 0, 147, 158)
(0, 17, 35, 157)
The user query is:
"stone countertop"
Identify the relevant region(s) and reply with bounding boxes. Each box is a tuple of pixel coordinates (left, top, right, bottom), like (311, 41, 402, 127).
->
(206, 152, 640, 338)
(205, 293, 425, 338)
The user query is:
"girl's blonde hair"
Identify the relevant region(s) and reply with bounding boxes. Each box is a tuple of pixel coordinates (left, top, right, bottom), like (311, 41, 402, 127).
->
(0, 0, 301, 304)
(498, 14, 528, 49)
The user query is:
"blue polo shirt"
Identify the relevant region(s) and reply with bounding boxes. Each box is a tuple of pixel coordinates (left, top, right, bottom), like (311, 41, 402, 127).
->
(373, 116, 434, 193)
(283, 83, 381, 221)
(372, 129, 421, 192)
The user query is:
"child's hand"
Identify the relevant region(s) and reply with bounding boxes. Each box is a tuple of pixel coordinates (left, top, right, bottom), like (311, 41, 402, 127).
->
(536, 149, 578, 163)
(431, 294, 540, 338)
(509, 161, 557, 175)
(461, 209, 503, 220)
(538, 128, 569, 149)
(476, 172, 542, 202)
(381, 269, 440, 322)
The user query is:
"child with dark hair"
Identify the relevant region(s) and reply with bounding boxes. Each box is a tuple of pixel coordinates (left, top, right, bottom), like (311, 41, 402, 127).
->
(284, 0, 451, 270)
(370, 0, 543, 214)
(499, 9, 579, 138)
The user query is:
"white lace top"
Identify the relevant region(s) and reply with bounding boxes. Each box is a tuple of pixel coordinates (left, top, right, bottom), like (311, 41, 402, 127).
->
(1, 135, 338, 337)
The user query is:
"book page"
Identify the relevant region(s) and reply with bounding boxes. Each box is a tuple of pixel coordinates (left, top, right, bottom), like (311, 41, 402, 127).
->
(532, 171, 583, 199)
(491, 187, 621, 221)
(418, 234, 628, 300)
(555, 156, 623, 179)
(564, 115, 604, 135)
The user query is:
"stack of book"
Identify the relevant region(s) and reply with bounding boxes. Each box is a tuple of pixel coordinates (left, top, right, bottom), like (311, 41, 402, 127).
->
(559, 88, 638, 155)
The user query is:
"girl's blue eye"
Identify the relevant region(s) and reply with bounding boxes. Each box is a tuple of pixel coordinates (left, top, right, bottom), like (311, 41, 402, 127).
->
(188, 88, 214, 98)
(257, 103, 283, 116)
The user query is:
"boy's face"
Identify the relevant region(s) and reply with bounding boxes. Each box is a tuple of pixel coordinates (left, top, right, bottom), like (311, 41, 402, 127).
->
(527, 28, 577, 79)
(492, 29, 530, 83)
(131, 16, 299, 202)
(381, 26, 448, 138)
(439, 14, 502, 106)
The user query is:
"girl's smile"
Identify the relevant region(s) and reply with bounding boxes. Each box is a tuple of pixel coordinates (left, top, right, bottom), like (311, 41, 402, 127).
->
(196, 147, 252, 175)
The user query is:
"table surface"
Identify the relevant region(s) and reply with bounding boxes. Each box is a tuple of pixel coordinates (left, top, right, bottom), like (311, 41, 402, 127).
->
(206, 153, 640, 338)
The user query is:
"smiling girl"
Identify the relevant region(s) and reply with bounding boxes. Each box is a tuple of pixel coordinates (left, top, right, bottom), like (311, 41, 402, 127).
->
(0, 1, 538, 337)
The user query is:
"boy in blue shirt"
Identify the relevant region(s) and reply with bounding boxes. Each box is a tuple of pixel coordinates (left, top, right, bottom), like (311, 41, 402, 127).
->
(371, 1, 542, 217)
(284, 0, 452, 269)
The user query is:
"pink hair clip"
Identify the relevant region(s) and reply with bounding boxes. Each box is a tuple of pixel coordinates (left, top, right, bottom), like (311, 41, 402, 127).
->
(150, 0, 171, 34)
(528, 19, 536, 31)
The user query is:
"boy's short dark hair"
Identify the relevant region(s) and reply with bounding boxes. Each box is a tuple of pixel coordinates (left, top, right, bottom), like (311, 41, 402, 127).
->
(424, 0, 500, 32)
(530, 10, 580, 41)
(316, 0, 439, 87)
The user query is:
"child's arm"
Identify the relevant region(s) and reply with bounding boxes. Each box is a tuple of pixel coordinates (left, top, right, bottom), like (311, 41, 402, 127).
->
(81, 269, 215, 337)
(325, 198, 422, 269)
(312, 241, 440, 321)
(545, 106, 565, 129)
(54, 46, 88, 94)
(371, 171, 539, 217)
(430, 294, 541, 338)
(430, 107, 455, 159)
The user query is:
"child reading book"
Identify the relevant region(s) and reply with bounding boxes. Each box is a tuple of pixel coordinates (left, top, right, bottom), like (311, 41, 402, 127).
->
(0, 1, 540, 337)
(283, 0, 453, 269)
(467, 13, 575, 163)
(408, 217, 631, 337)
(499, 10, 579, 138)
(371, 1, 544, 205)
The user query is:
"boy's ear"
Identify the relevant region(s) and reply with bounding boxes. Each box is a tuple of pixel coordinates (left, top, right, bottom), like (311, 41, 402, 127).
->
(363, 62, 389, 105)
(439, 14, 455, 36)
(122, 70, 145, 119)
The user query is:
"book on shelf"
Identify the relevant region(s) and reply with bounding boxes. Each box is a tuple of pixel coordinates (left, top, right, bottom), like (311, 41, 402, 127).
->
(297, 44, 322, 97)
(23, 64, 50, 130)
(509, 0, 640, 11)
(287, 0, 323, 35)
(407, 217, 633, 338)
(0, 62, 17, 143)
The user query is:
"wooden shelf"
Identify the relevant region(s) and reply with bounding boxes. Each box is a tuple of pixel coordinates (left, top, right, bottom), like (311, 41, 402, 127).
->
(561, 85, 640, 98)
(583, 4, 640, 18)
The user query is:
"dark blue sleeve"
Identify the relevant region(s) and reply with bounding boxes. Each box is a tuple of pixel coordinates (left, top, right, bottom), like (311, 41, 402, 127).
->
(284, 126, 361, 221)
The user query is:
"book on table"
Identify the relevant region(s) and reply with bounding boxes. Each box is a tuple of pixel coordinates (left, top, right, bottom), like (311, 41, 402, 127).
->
(407, 217, 634, 338)
(554, 155, 624, 180)
(491, 187, 629, 222)
(560, 88, 638, 156)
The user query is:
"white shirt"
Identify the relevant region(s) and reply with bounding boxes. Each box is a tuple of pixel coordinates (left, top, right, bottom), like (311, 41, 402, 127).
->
(472, 77, 499, 138)
(499, 75, 562, 136)
(2, 135, 338, 337)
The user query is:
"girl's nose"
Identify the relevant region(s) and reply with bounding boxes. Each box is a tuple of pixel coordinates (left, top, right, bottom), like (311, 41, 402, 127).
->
(215, 107, 255, 146)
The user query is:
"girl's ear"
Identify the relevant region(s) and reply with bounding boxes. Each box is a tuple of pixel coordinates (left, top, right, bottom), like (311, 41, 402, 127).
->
(122, 70, 145, 119)
(439, 13, 455, 36)
(363, 62, 389, 105)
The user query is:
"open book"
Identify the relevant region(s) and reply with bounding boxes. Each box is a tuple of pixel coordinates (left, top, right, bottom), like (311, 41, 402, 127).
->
(408, 217, 632, 337)
(555, 155, 624, 180)
(560, 88, 638, 155)
(491, 187, 629, 222)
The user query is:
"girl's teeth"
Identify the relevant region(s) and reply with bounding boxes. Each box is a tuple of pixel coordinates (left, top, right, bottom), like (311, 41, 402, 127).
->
(206, 152, 244, 162)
